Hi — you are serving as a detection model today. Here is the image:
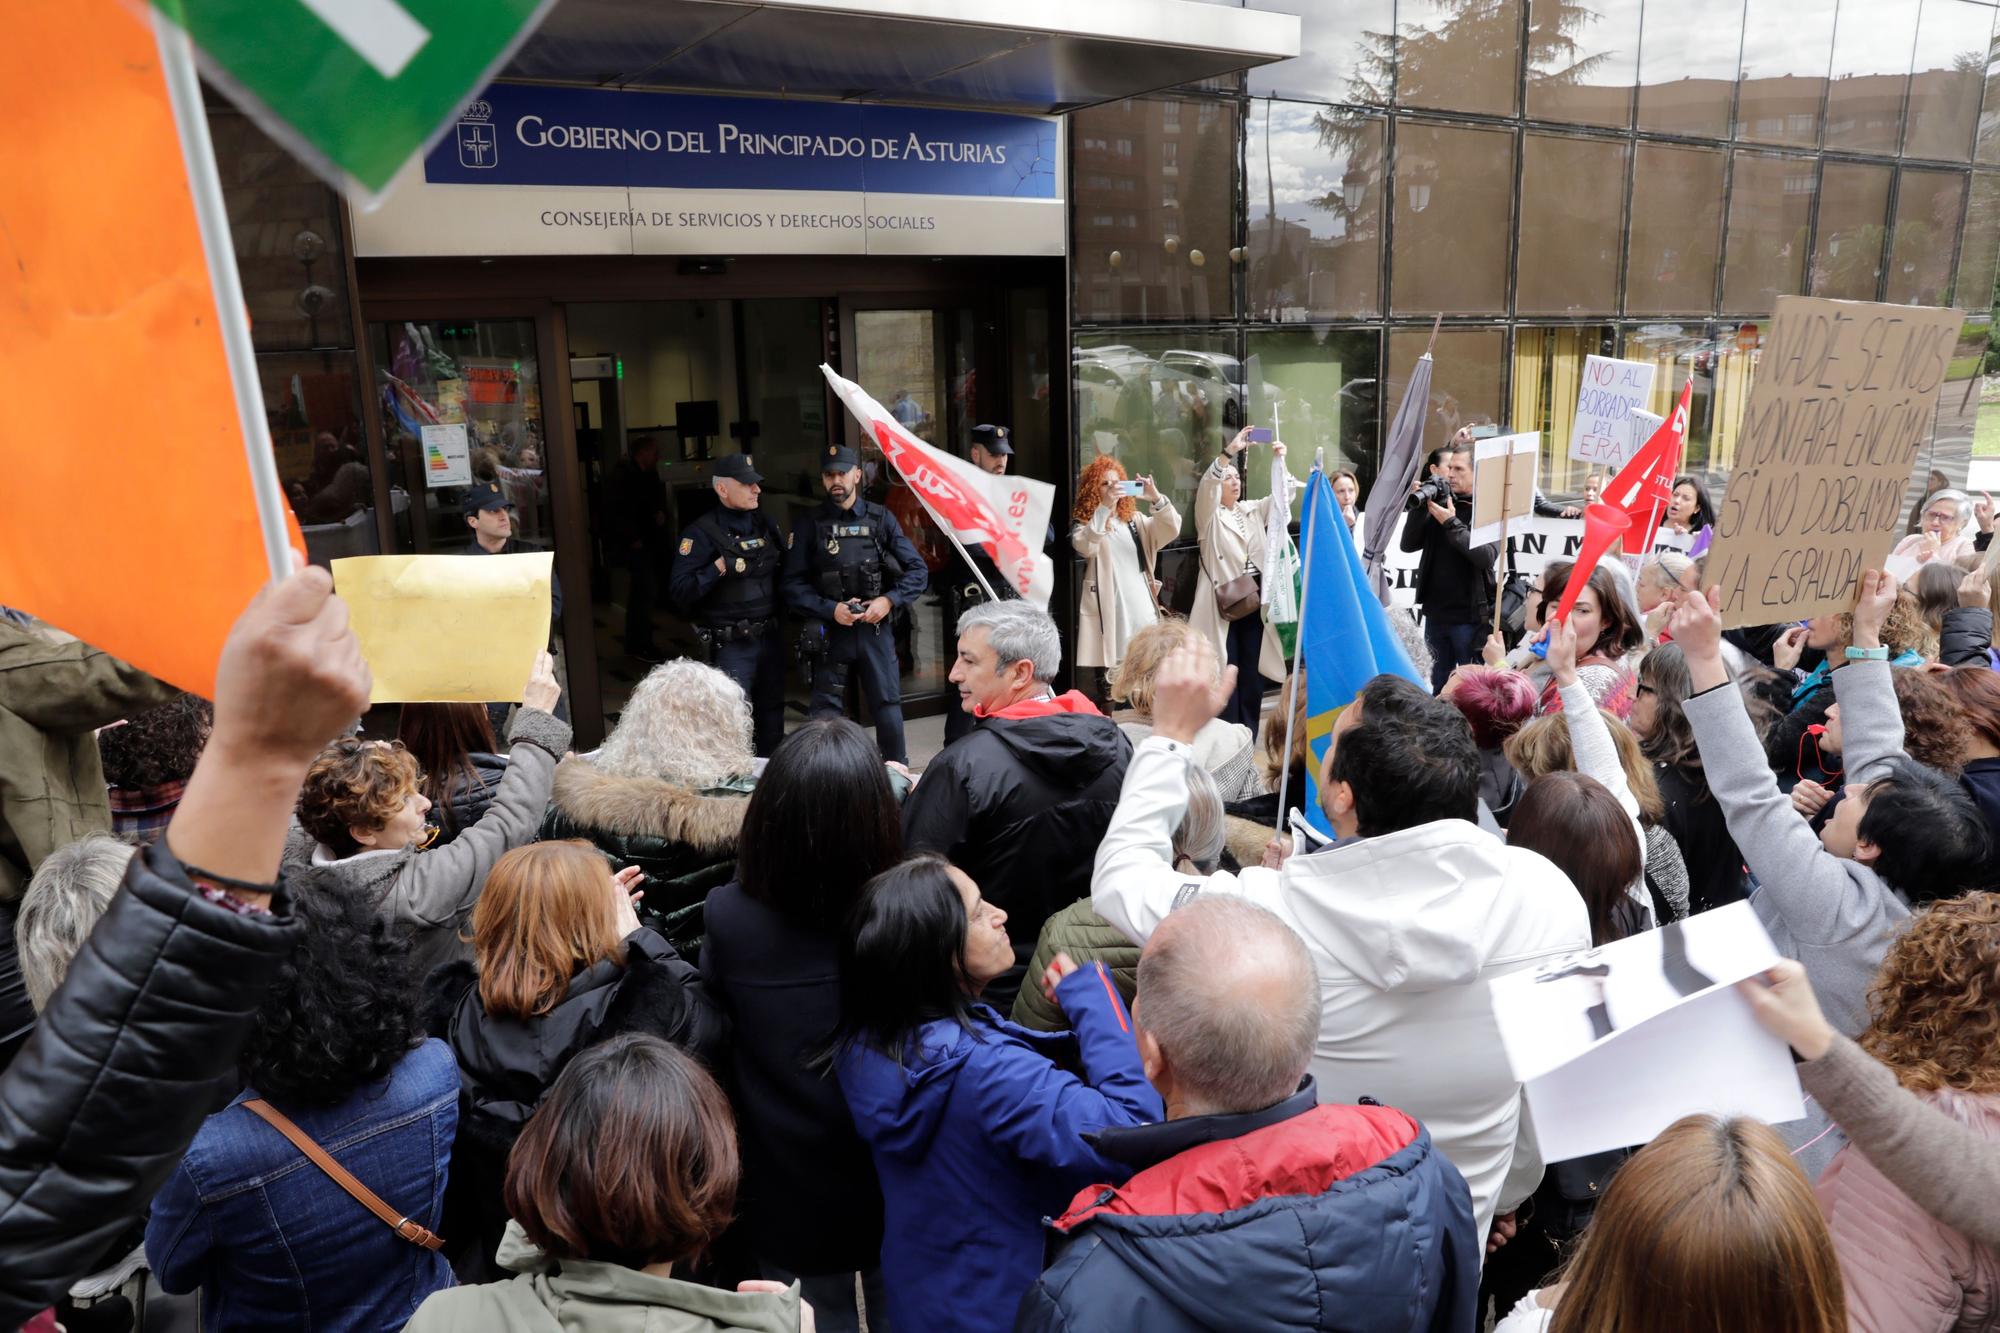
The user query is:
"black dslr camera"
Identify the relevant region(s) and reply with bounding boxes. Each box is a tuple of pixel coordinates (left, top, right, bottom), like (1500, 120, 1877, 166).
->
(1407, 474, 1454, 512)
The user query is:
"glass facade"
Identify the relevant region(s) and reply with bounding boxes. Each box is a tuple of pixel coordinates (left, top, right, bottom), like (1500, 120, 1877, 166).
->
(1073, 0, 2000, 507)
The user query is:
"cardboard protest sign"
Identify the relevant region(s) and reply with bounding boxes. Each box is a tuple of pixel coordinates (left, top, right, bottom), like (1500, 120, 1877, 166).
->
(1469, 432, 1539, 548)
(1569, 356, 1657, 466)
(1706, 297, 1963, 628)
(334, 552, 551, 702)
(1490, 901, 1803, 1161)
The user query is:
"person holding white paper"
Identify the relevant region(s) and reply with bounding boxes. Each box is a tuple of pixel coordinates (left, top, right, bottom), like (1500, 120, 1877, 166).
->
(1670, 574, 1991, 1040)
(1091, 636, 1590, 1239)
(1740, 958, 2000, 1251)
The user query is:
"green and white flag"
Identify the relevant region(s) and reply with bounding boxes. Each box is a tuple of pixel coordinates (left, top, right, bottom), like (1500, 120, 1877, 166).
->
(151, 0, 554, 196)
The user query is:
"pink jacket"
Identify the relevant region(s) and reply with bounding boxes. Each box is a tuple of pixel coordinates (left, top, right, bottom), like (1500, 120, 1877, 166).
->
(1817, 1087, 2000, 1332)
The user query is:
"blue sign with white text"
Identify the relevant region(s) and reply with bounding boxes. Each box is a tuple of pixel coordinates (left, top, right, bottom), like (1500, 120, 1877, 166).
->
(425, 85, 1059, 199)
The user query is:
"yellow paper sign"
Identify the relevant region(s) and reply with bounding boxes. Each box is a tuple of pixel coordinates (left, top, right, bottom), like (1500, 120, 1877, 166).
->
(332, 553, 552, 703)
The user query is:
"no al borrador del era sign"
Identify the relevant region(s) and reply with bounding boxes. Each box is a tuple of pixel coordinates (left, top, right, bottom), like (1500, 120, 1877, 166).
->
(353, 83, 1064, 259)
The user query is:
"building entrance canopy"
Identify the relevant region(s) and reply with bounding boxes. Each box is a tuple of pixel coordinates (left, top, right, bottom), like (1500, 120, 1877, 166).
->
(500, 0, 1299, 113)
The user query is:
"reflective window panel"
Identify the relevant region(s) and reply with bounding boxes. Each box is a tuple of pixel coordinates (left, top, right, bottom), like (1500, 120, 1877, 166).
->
(1734, 0, 1836, 147)
(1636, 0, 1746, 139)
(1246, 102, 1385, 319)
(1517, 133, 1629, 316)
(1626, 144, 1727, 315)
(1391, 120, 1516, 315)
(1809, 160, 1894, 300)
(1525, 0, 1640, 129)
(1721, 151, 1814, 315)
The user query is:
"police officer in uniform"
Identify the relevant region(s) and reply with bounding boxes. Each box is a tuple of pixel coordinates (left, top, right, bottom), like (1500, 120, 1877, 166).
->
(782, 444, 928, 764)
(670, 454, 786, 755)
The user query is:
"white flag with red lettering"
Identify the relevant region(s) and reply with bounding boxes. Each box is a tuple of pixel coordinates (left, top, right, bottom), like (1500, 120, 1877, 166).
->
(822, 365, 1056, 607)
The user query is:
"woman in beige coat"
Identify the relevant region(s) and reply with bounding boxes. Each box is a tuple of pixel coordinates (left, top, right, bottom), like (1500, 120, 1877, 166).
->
(1190, 427, 1299, 728)
(1070, 455, 1181, 693)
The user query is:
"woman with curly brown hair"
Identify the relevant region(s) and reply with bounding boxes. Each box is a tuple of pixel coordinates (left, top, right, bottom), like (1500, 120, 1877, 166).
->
(1071, 454, 1179, 694)
(97, 692, 212, 842)
(283, 653, 569, 986)
(1815, 894, 2000, 1331)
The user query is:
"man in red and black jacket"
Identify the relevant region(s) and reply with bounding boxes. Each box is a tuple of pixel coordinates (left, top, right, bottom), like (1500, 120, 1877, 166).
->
(1015, 896, 1479, 1333)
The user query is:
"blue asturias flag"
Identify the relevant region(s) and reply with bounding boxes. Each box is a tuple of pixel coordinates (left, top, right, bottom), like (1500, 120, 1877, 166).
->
(1297, 468, 1426, 836)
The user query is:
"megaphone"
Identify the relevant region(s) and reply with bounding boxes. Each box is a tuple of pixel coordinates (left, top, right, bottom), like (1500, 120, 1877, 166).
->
(1552, 503, 1633, 625)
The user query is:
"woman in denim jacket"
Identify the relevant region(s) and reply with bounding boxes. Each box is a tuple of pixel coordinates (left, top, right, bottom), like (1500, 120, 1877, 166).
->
(145, 882, 458, 1332)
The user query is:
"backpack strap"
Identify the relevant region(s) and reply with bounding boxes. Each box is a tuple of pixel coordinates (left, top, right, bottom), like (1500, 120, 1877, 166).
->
(242, 1098, 444, 1250)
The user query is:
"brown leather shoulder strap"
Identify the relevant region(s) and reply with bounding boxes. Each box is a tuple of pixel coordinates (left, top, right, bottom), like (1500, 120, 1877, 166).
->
(242, 1098, 444, 1250)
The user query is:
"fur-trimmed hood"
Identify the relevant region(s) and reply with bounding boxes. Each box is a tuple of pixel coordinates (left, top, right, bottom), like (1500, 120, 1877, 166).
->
(546, 757, 750, 853)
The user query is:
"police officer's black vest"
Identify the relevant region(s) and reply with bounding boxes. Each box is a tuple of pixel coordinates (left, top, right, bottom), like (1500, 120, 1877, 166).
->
(690, 509, 781, 624)
(809, 502, 898, 603)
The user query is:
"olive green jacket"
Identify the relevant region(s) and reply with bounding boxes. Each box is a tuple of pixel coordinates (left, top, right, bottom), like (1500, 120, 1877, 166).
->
(1009, 899, 1142, 1032)
(405, 1222, 803, 1333)
(0, 624, 173, 900)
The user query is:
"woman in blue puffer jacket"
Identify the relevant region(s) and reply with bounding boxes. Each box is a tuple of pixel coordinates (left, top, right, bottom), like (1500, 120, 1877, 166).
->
(835, 853, 1161, 1333)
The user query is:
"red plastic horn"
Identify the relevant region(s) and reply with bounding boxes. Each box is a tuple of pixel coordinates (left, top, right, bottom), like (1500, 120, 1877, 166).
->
(1552, 503, 1633, 624)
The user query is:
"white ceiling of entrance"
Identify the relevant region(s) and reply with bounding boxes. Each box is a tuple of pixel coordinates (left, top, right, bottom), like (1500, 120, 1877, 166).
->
(503, 0, 1299, 112)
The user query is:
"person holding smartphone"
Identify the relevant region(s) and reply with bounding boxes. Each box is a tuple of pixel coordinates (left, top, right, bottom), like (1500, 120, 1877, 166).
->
(1071, 455, 1180, 700)
(1190, 426, 1300, 729)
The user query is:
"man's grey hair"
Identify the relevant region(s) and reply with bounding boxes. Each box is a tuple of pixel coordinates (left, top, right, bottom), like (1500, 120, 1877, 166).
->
(957, 599, 1061, 683)
(1135, 896, 1320, 1116)
(1172, 763, 1226, 874)
(18, 834, 135, 1011)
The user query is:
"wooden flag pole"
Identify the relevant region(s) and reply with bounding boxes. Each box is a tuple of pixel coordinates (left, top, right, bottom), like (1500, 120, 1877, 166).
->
(154, 12, 292, 581)
(1425, 312, 1443, 357)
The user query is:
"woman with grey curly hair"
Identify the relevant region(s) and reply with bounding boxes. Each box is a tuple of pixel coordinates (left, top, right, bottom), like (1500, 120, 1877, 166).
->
(539, 660, 757, 958)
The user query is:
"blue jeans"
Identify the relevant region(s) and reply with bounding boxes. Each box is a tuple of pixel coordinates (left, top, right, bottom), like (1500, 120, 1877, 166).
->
(1424, 617, 1484, 693)
(1222, 611, 1267, 729)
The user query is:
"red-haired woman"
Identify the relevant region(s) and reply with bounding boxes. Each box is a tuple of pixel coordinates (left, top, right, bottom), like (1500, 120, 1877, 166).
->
(421, 840, 725, 1282)
(1071, 454, 1179, 696)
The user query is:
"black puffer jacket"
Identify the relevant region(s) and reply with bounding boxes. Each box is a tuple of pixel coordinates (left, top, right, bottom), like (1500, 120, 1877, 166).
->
(902, 693, 1131, 1012)
(0, 842, 301, 1328)
(537, 757, 753, 959)
(420, 929, 727, 1282)
(432, 751, 508, 845)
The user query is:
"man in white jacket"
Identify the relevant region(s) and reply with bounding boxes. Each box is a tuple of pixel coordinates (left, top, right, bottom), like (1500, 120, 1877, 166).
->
(1092, 640, 1592, 1240)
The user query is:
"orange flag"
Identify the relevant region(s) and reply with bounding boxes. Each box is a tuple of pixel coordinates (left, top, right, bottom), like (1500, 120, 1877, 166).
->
(0, 0, 298, 697)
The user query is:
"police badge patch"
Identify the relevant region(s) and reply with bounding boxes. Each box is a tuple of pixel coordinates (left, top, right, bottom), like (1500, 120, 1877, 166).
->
(678, 538, 693, 555)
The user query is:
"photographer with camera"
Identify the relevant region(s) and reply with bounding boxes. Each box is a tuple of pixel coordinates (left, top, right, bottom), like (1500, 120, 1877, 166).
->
(783, 443, 928, 765)
(1401, 430, 1501, 691)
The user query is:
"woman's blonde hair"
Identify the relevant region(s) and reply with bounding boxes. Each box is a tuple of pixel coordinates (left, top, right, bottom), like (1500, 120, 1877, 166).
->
(595, 660, 754, 789)
(1503, 709, 1665, 823)
(1549, 1115, 1846, 1333)
(1260, 668, 1311, 789)
(472, 840, 624, 1020)
(1860, 893, 2000, 1095)
(1110, 617, 1208, 717)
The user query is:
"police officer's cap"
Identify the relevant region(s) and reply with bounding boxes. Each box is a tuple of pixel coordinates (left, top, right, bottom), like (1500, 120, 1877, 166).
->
(460, 482, 511, 515)
(970, 424, 1012, 456)
(822, 443, 861, 472)
(714, 453, 763, 485)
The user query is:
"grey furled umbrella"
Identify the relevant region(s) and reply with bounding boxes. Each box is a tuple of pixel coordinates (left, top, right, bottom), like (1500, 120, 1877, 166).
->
(1360, 315, 1440, 605)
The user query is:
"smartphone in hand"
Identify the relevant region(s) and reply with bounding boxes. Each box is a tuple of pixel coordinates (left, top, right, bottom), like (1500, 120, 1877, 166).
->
(1245, 427, 1274, 444)
(1115, 480, 1145, 497)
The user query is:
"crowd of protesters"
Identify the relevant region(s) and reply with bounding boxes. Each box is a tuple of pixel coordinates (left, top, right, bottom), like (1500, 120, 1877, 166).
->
(4, 454, 2000, 1333)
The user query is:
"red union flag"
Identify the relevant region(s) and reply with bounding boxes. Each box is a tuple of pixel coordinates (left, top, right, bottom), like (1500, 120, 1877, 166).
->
(1605, 377, 1692, 553)
(822, 365, 1055, 607)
